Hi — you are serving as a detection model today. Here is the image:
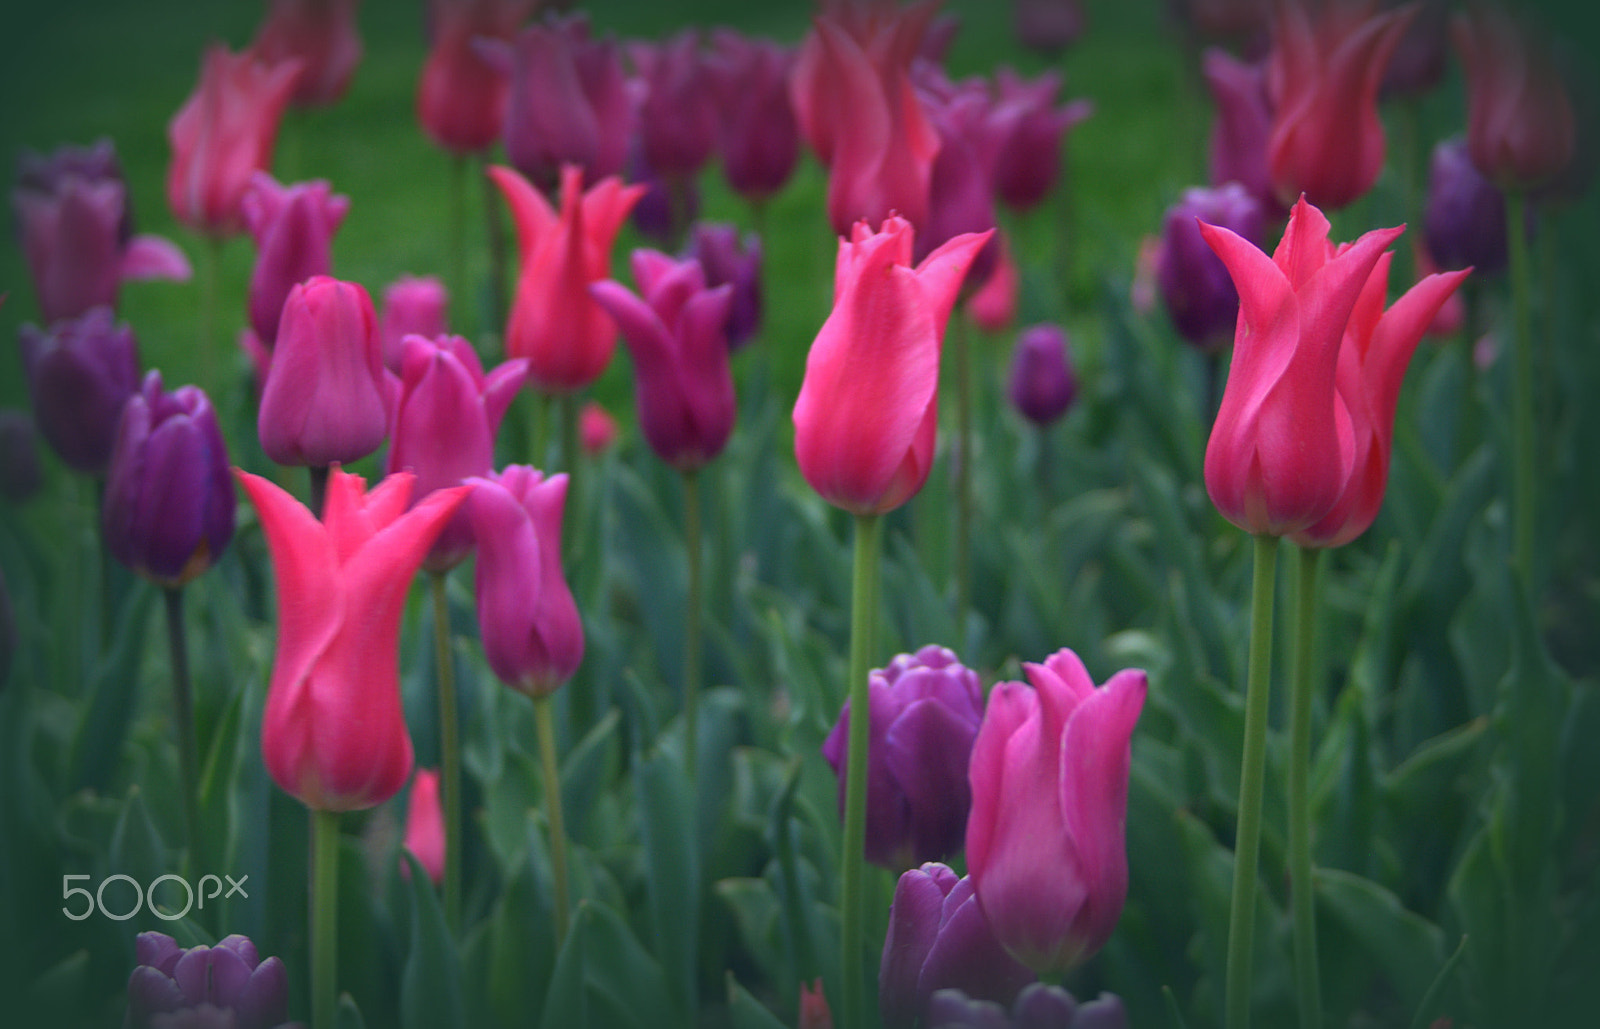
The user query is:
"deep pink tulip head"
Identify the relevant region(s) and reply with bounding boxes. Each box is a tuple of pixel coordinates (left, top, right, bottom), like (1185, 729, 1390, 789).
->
(630, 30, 718, 179)
(17, 306, 141, 474)
(417, 0, 536, 154)
(241, 172, 351, 347)
(248, 0, 364, 108)
(237, 466, 470, 812)
(167, 43, 302, 238)
(489, 163, 646, 394)
(912, 72, 1001, 285)
(705, 30, 800, 203)
(257, 276, 392, 468)
(793, 216, 991, 516)
(1265, 0, 1414, 210)
(966, 649, 1147, 974)
(1202, 48, 1280, 217)
(402, 768, 446, 885)
(387, 334, 528, 571)
(590, 251, 736, 471)
(467, 466, 583, 697)
(988, 67, 1093, 213)
(379, 274, 450, 372)
(1452, 4, 1576, 192)
(1200, 197, 1402, 536)
(1292, 252, 1469, 548)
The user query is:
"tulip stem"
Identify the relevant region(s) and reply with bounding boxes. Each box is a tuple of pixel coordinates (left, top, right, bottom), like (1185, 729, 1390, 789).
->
(310, 808, 340, 1029)
(1288, 545, 1323, 1029)
(430, 571, 462, 935)
(533, 693, 571, 945)
(1506, 190, 1535, 587)
(682, 467, 702, 778)
(449, 154, 466, 332)
(308, 465, 329, 520)
(1226, 533, 1278, 1029)
(162, 586, 202, 883)
(953, 310, 973, 622)
(199, 235, 222, 397)
(840, 512, 884, 1029)
(482, 153, 509, 337)
(559, 393, 581, 548)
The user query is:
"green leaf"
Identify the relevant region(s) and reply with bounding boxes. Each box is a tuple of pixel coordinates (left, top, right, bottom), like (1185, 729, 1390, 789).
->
(109, 785, 167, 893)
(1317, 867, 1445, 1011)
(336, 992, 368, 1029)
(635, 745, 700, 1019)
(486, 846, 556, 1029)
(539, 899, 672, 1029)
(66, 581, 155, 792)
(400, 850, 463, 1029)
(726, 972, 790, 1029)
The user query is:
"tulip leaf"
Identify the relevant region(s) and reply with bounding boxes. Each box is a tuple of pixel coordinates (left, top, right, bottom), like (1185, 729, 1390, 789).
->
(539, 899, 672, 1029)
(726, 972, 790, 1029)
(400, 850, 464, 1029)
(487, 844, 557, 1029)
(66, 580, 155, 792)
(108, 785, 167, 894)
(560, 705, 621, 845)
(1316, 867, 1445, 1012)
(635, 744, 700, 1020)
(336, 992, 368, 1029)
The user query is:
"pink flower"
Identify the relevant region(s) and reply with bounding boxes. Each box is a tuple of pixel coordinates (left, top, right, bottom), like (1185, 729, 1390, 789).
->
(1452, 3, 1576, 191)
(966, 231, 1017, 333)
(579, 400, 619, 456)
(417, 0, 537, 155)
(248, 0, 364, 108)
(402, 768, 446, 884)
(241, 173, 350, 348)
(379, 274, 450, 373)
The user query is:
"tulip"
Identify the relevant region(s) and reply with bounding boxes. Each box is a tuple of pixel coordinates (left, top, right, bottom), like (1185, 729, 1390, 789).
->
(402, 768, 446, 885)
(1012, 0, 1086, 55)
(685, 222, 762, 350)
(12, 139, 190, 324)
(590, 251, 735, 471)
(799, 979, 834, 1029)
(793, 216, 991, 515)
(238, 466, 468, 811)
(1199, 197, 1401, 537)
(417, 0, 537, 154)
(248, 0, 364, 108)
(967, 649, 1146, 973)
(386, 334, 528, 571)
(257, 276, 391, 468)
(967, 233, 1018, 333)
(1265, 0, 1413, 210)
(1452, 4, 1575, 191)
(1424, 136, 1511, 275)
(821, 646, 986, 869)
(0, 409, 44, 503)
(1379, 0, 1449, 98)
(17, 306, 140, 474)
(1007, 324, 1077, 426)
(880, 863, 1036, 1029)
(1202, 49, 1279, 217)
(913, 73, 1001, 284)
(1412, 241, 1465, 340)
(379, 274, 450, 372)
(167, 43, 302, 237)
(627, 150, 701, 247)
(925, 984, 1128, 1029)
(630, 31, 718, 180)
(241, 173, 351, 347)
(988, 68, 1093, 213)
(579, 400, 619, 455)
(704, 31, 800, 203)
(1156, 182, 1265, 351)
(124, 932, 294, 1029)
(102, 371, 235, 587)
(489, 163, 645, 394)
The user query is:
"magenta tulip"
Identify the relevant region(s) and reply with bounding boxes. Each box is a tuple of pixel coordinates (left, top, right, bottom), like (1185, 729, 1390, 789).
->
(704, 30, 799, 203)
(417, 0, 537, 155)
(241, 173, 350, 348)
(402, 768, 446, 885)
(248, 0, 364, 108)
(1452, 3, 1576, 191)
(17, 307, 140, 474)
(379, 274, 449, 372)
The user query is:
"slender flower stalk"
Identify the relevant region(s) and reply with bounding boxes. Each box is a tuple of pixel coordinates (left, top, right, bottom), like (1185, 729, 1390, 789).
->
(533, 693, 570, 943)
(1506, 190, 1535, 585)
(430, 572, 462, 934)
(840, 512, 884, 1028)
(683, 466, 702, 776)
(162, 586, 202, 880)
(311, 807, 340, 1029)
(1288, 544, 1323, 1029)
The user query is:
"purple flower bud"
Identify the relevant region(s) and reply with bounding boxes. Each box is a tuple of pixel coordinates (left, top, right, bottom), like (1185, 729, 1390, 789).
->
(125, 931, 296, 1029)
(1157, 182, 1264, 351)
(915, 80, 1001, 285)
(924, 983, 1126, 1028)
(241, 173, 350, 348)
(103, 370, 235, 587)
(989, 68, 1092, 212)
(685, 222, 762, 349)
(0, 408, 44, 502)
(704, 31, 799, 202)
(628, 147, 701, 247)
(1013, 0, 1086, 56)
(17, 306, 140, 474)
(630, 30, 718, 179)
(1380, 0, 1448, 98)
(822, 645, 986, 870)
(1202, 48, 1280, 218)
(1008, 324, 1077, 426)
(1068, 993, 1130, 1029)
(379, 275, 449, 374)
(1424, 136, 1511, 275)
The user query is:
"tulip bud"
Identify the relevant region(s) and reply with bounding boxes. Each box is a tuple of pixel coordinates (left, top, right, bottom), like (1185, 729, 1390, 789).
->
(0, 409, 44, 503)
(685, 223, 762, 350)
(248, 0, 364, 109)
(988, 68, 1093, 213)
(1424, 136, 1511, 275)
(124, 931, 291, 1029)
(1157, 183, 1264, 351)
(1202, 48, 1278, 216)
(379, 274, 449, 373)
(704, 31, 799, 203)
(799, 978, 834, 1029)
(924, 984, 1129, 1029)
(1380, 0, 1449, 98)
(242, 173, 351, 347)
(631, 31, 718, 179)
(968, 233, 1018, 333)
(17, 306, 140, 474)
(1007, 324, 1077, 426)
(579, 400, 619, 456)
(418, 0, 535, 154)
(402, 767, 445, 885)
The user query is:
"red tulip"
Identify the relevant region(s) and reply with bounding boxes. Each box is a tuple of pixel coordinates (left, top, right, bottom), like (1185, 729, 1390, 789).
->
(402, 768, 446, 884)
(793, 215, 991, 515)
(236, 466, 469, 811)
(248, 0, 364, 108)
(416, 0, 536, 155)
(1452, 3, 1576, 192)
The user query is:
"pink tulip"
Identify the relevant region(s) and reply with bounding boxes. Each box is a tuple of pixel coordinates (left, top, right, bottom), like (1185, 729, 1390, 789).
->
(237, 467, 470, 811)
(1452, 4, 1576, 192)
(966, 231, 1017, 333)
(416, 0, 536, 154)
(966, 649, 1146, 974)
(793, 215, 990, 516)
(167, 43, 302, 237)
(579, 400, 619, 456)
(241, 173, 350, 348)
(1199, 197, 1402, 537)
(248, 0, 364, 108)
(488, 163, 645, 394)
(379, 274, 450, 373)
(402, 768, 446, 884)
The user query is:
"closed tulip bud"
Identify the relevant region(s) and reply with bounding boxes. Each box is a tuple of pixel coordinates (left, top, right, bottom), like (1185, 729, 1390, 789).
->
(402, 768, 445, 884)
(1007, 324, 1077, 426)
(467, 467, 583, 696)
(258, 276, 391, 468)
(685, 222, 762, 349)
(1424, 136, 1512, 275)
(1452, 4, 1575, 191)
(1380, 0, 1449, 98)
(880, 863, 1036, 1029)
(386, 334, 528, 571)
(989, 68, 1093, 213)
(1013, 0, 1086, 56)
(631, 31, 718, 179)
(1202, 49, 1279, 218)
(1157, 182, 1265, 351)
(238, 467, 469, 811)
(823, 646, 986, 869)
(579, 399, 619, 456)
(379, 274, 450, 372)
(242, 173, 351, 347)
(967, 649, 1146, 974)
(103, 371, 235, 587)
(0, 409, 44, 503)
(124, 932, 292, 1029)
(18, 306, 140, 474)
(915, 79, 1001, 285)
(249, 0, 364, 108)
(417, 0, 537, 155)
(705, 31, 800, 203)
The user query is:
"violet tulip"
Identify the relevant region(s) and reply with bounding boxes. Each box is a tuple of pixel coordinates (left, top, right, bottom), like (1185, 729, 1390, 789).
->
(237, 466, 469, 811)
(103, 370, 235, 587)
(966, 649, 1147, 974)
(488, 163, 645, 393)
(124, 932, 295, 1029)
(241, 173, 351, 347)
(1379, 0, 1449, 98)
(1156, 182, 1264, 351)
(1452, 4, 1575, 191)
(17, 306, 140, 474)
(257, 276, 391, 468)
(167, 43, 302, 237)
(705, 30, 800, 203)
(248, 0, 364, 108)
(386, 333, 528, 571)
(12, 140, 190, 324)
(793, 215, 990, 516)
(1007, 324, 1077, 426)
(1202, 48, 1279, 217)
(822, 646, 986, 869)
(631, 31, 719, 180)
(686, 222, 762, 350)
(1424, 136, 1511, 275)
(379, 274, 450, 372)
(402, 768, 446, 885)
(1199, 197, 1401, 537)
(880, 862, 1036, 1029)
(913, 72, 1001, 283)
(466, 466, 583, 696)
(590, 251, 735, 471)
(417, 0, 537, 155)
(988, 68, 1092, 213)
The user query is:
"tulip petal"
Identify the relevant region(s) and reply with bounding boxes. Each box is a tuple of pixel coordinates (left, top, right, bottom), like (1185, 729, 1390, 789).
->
(120, 233, 193, 282)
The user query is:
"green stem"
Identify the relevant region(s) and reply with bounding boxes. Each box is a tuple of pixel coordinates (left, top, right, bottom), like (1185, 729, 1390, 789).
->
(308, 465, 329, 520)
(1506, 190, 1535, 587)
(163, 586, 202, 881)
(533, 693, 570, 944)
(953, 310, 973, 621)
(1289, 545, 1324, 1029)
(310, 808, 341, 1029)
(430, 572, 462, 935)
(1226, 534, 1279, 1029)
(682, 467, 702, 777)
(840, 513, 884, 1029)
(483, 153, 509, 342)
(450, 154, 466, 331)
(559, 392, 582, 557)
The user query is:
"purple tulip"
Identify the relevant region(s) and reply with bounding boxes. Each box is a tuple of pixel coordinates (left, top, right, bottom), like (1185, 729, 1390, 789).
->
(881, 863, 1037, 1029)
(467, 466, 583, 696)
(1156, 182, 1264, 351)
(1008, 324, 1077, 426)
(967, 649, 1146, 974)
(1202, 48, 1280, 218)
(1425, 136, 1511, 275)
(988, 68, 1092, 212)
(628, 146, 701, 247)
(1012, 0, 1086, 55)
(590, 250, 735, 471)
(386, 334, 528, 572)
(704, 30, 799, 202)
(685, 222, 762, 349)
(1380, 0, 1449, 98)
(0, 408, 44, 503)
(12, 139, 190, 324)
(926, 984, 1128, 1029)
(914, 73, 1002, 285)
(821, 645, 986, 870)
(17, 306, 140, 474)
(630, 30, 718, 179)
(241, 172, 350, 347)
(379, 274, 449, 373)
(124, 931, 298, 1029)
(103, 371, 235, 587)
